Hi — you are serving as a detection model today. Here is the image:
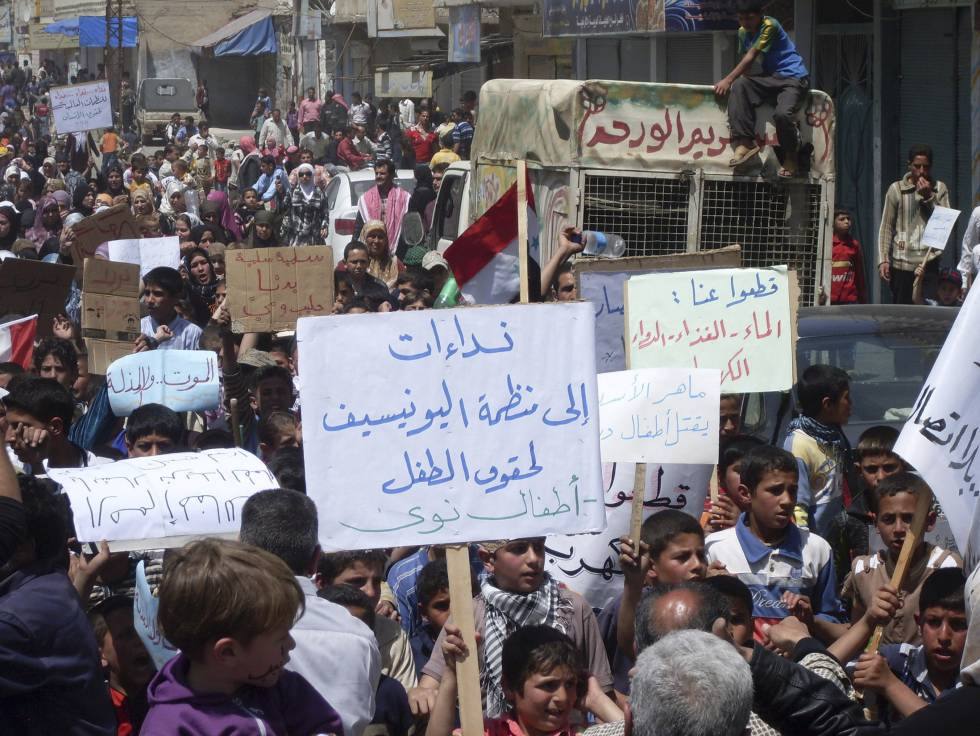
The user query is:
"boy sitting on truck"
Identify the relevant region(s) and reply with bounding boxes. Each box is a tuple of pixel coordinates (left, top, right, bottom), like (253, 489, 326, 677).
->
(714, 0, 810, 178)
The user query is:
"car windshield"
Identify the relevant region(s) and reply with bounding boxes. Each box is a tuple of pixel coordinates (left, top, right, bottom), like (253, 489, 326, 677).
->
(797, 330, 946, 424)
(350, 177, 417, 204)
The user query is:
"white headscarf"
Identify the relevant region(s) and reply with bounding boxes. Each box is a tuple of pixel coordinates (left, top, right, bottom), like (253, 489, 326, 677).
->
(295, 163, 315, 202)
(159, 178, 185, 216)
(961, 564, 980, 685)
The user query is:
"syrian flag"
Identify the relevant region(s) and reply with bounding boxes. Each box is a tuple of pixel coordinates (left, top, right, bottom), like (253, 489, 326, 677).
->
(443, 177, 538, 305)
(0, 315, 37, 369)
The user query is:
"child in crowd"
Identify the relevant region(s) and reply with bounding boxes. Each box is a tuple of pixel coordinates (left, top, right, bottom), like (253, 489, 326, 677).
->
(125, 402, 184, 457)
(611, 510, 710, 693)
(410, 558, 453, 677)
(783, 364, 853, 538)
(137, 266, 203, 351)
(213, 147, 231, 192)
(319, 585, 416, 736)
(825, 208, 867, 305)
(257, 410, 300, 462)
(193, 143, 212, 192)
(854, 568, 968, 721)
(236, 187, 261, 237)
(706, 445, 844, 643)
(854, 425, 904, 492)
(719, 393, 742, 438)
(318, 549, 419, 691)
(704, 433, 765, 533)
(88, 595, 156, 734)
(427, 624, 622, 736)
(141, 539, 343, 734)
(844, 472, 961, 646)
(420, 538, 613, 717)
(705, 574, 755, 647)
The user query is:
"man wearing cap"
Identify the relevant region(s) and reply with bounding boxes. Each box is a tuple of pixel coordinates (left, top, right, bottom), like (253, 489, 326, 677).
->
(914, 265, 962, 307)
(422, 250, 453, 300)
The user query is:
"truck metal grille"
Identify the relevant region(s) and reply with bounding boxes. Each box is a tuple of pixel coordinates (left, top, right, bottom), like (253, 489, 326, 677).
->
(581, 174, 690, 257)
(699, 180, 823, 297)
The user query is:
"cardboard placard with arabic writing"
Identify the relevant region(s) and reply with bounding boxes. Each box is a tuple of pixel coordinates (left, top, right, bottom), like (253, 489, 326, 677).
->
(226, 246, 334, 333)
(546, 461, 711, 612)
(298, 302, 606, 551)
(894, 284, 980, 568)
(85, 337, 136, 375)
(597, 368, 720, 465)
(577, 246, 741, 373)
(50, 80, 113, 134)
(0, 258, 76, 337)
(71, 205, 141, 266)
(47, 448, 279, 549)
(106, 350, 220, 417)
(626, 266, 795, 393)
(81, 258, 141, 337)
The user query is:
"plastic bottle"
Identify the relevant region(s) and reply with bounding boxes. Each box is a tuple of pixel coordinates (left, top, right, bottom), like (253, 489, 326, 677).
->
(434, 275, 461, 308)
(579, 231, 626, 258)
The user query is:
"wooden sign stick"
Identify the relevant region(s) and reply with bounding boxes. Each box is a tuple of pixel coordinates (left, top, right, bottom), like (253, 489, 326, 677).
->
(229, 398, 243, 449)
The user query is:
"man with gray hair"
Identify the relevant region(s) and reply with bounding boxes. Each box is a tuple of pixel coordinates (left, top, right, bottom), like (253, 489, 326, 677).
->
(240, 488, 381, 736)
(631, 630, 753, 736)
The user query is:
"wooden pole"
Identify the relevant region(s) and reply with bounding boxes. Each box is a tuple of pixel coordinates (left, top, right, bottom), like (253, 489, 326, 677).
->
(229, 398, 243, 448)
(622, 279, 647, 545)
(446, 545, 484, 735)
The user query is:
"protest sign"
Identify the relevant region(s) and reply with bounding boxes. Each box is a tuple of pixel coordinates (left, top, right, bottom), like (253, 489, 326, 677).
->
(921, 206, 961, 250)
(0, 258, 76, 337)
(546, 461, 711, 611)
(106, 350, 219, 417)
(577, 246, 741, 373)
(107, 236, 180, 278)
(134, 560, 178, 670)
(894, 284, 980, 568)
(81, 258, 141, 337)
(50, 80, 113, 134)
(226, 246, 334, 333)
(597, 368, 720, 464)
(85, 337, 135, 375)
(626, 266, 795, 393)
(47, 448, 278, 550)
(71, 204, 141, 265)
(298, 303, 606, 550)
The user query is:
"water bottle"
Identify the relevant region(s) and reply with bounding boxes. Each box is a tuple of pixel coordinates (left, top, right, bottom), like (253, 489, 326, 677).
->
(579, 230, 626, 258)
(434, 275, 461, 308)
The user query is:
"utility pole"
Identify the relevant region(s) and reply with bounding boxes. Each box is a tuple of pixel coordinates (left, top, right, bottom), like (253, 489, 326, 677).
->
(104, 0, 124, 124)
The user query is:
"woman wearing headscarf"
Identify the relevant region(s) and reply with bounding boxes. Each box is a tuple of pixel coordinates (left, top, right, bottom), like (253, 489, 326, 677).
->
(408, 164, 436, 217)
(100, 162, 127, 199)
(26, 193, 62, 250)
(205, 190, 242, 242)
(190, 223, 223, 248)
(181, 246, 220, 327)
(173, 212, 202, 244)
(283, 163, 329, 247)
(248, 209, 280, 248)
(158, 178, 189, 235)
(50, 188, 71, 218)
(0, 202, 21, 250)
(13, 179, 34, 222)
(362, 219, 402, 288)
(71, 183, 95, 217)
(237, 136, 262, 192)
(131, 188, 155, 219)
(199, 199, 235, 244)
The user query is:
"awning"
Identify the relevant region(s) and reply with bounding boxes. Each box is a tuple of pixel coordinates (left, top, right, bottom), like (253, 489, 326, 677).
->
(43, 18, 79, 36)
(193, 9, 278, 56)
(43, 16, 138, 47)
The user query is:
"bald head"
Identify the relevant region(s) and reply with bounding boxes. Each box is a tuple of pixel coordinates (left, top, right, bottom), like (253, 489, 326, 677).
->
(635, 582, 731, 652)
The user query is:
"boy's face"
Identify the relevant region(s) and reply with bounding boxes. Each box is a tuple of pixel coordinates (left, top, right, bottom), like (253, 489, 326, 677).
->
(268, 350, 291, 370)
(483, 538, 545, 594)
(723, 460, 752, 511)
(737, 11, 763, 34)
(333, 560, 384, 609)
(937, 281, 960, 306)
(834, 213, 852, 236)
(37, 353, 76, 389)
(874, 491, 934, 557)
(252, 378, 293, 415)
(649, 532, 707, 584)
(727, 597, 754, 648)
(143, 284, 177, 321)
(235, 624, 295, 688)
(746, 470, 798, 533)
(420, 589, 451, 631)
(719, 396, 740, 437)
(857, 452, 902, 490)
(4, 408, 57, 463)
(820, 389, 852, 426)
(127, 432, 176, 458)
(918, 605, 967, 676)
(243, 190, 259, 208)
(99, 608, 156, 692)
(507, 665, 578, 734)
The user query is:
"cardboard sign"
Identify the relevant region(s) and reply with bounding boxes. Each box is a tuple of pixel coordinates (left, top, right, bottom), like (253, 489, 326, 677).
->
(48, 448, 279, 549)
(107, 236, 180, 278)
(71, 205, 141, 266)
(85, 337, 136, 375)
(626, 266, 796, 393)
(106, 350, 219, 417)
(51, 80, 113, 134)
(597, 368, 721, 464)
(226, 246, 334, 333)
(895, 284, 980, 568)
(298, 303, 606, 551)
(0, 258, 76, 337)
(577, 246, 741, 373)
(81, 259, 141, 337)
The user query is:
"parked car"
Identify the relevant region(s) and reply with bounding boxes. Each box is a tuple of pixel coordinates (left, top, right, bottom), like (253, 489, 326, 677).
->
(741, 304, 957, 446)
(136, 78, 197, 145)
(324, 168, 416, 266)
